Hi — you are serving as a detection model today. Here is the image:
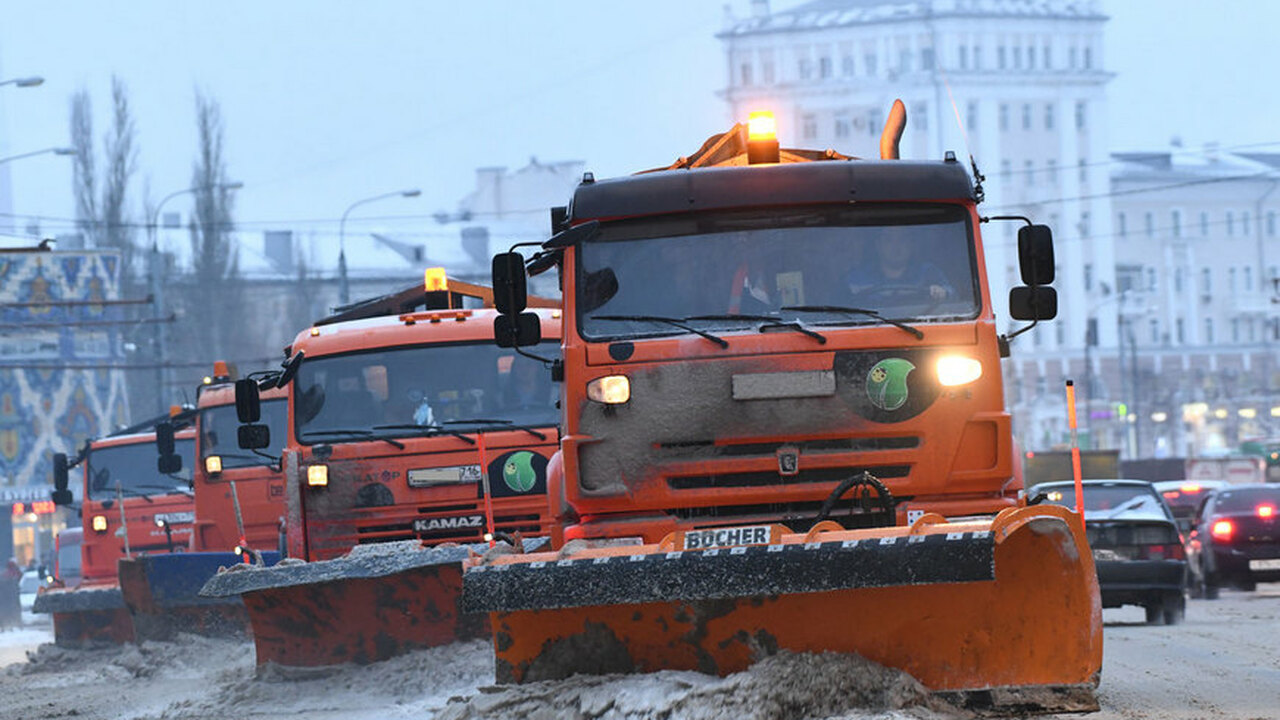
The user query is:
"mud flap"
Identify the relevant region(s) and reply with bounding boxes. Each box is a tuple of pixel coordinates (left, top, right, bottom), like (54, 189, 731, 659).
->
(463, 506, 1101, 714)
(34, 586, 135, 647)
(200, 538, 546, 668)
(118, 552, 279, 642)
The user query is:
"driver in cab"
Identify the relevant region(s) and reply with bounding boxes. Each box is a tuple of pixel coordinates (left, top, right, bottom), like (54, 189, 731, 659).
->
(846, 231, 952, 304)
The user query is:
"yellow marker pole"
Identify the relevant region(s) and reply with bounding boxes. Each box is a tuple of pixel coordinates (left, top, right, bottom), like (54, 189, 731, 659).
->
(1065, 380, 1085, 529)
(477, 432, 496, 548)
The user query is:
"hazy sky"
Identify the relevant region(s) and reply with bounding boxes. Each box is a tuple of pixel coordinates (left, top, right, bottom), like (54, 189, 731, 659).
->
(1, 0, 1277, 243)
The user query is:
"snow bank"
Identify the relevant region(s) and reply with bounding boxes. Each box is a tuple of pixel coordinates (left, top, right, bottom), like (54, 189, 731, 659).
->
(436, 651, 967, 720)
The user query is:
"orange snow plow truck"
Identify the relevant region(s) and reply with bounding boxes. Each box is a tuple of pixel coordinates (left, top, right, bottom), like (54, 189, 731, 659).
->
(465, 105, 1102, 714)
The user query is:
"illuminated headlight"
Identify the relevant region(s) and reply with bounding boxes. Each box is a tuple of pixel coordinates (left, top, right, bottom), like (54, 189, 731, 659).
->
(936, 356, 982, 387)
(586, 375, 630, 404)
(91, 515, 108, 533)
(205, 455, 223, 475)
(307, 464, 329, 487)
(155, 518, 167, 528)
(1046, 491, 1064, 502)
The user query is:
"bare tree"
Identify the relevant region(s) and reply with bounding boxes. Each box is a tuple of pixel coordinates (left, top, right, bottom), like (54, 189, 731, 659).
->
(101, 77, 139, 291)
(70, 90, 97, 245)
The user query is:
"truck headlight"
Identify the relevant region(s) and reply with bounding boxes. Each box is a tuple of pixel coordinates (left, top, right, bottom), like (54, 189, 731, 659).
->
(307, 464, 329, 487)
(205, 455, 222, 475)
(92, 515, 108, 533)
(936, 356, 982, 387)
(586, 375, 630, 404)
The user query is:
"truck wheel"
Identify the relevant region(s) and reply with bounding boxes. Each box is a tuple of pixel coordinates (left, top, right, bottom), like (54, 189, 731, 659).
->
(1145, 604, 1164, 625)
(1163, 594, 1186, 625)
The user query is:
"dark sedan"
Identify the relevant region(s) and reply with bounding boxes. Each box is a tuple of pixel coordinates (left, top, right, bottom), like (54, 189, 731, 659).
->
(1031, 479, 1187, 624)
(1186, 484, 1280, 599)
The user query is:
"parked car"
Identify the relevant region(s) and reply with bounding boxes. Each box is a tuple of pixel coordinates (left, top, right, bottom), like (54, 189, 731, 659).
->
(1154, 479, 1226, 535)
(18, 570, 43, 612)
(1031, 479, 1187, 624)
(1185, 484, 1280, 599)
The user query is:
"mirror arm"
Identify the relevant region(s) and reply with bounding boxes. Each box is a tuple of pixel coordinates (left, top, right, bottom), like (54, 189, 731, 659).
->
(980, 214, 1033, 227)
(251, 448, 283, 473)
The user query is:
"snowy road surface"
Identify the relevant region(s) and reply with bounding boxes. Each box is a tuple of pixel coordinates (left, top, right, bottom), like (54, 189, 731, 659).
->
(0, 585, 1276, 720)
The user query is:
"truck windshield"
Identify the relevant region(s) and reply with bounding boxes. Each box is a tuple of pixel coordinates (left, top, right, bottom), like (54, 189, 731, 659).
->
(294, 341, 560, 444)
(85, 439, 195, 501)
(200, 399, 286, 471)
(577, 203, 978, 341)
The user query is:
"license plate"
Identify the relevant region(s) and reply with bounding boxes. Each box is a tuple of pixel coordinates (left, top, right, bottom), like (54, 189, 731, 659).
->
(682, 525, 773, 551)
(1092, 548, 1122, 562)
(153, 512, 195, 525)
(1248, 558, 1280, 571)
(407, 464, 482, 488)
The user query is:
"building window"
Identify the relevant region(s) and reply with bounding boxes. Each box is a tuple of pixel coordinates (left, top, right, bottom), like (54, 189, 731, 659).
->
(834, 118, 850, 138)
(802, 114, 817, 139)
(762, 61, 775, 84)
(1174, 267, 1184, 292)
(1044, 103, 1054, 130)
(1069, 46, 1078, 68)
(1172, 210, 1182, 237)
(1146, 267, 1157, 290)
(1200, 211, 1209, 236)
(1013, 46, 1022, 69)
(974, 46, 983, 69)
(842, 55, 855, 76)
(1027, 45, 1036, 70)
(1205, 318, 1214, 343)
(868, 109, 882, 136)
(1227, 211, 1234, 236)
(1043, 44, 1051, 69)
(740, 62, 753, 86)
(1229, 267, 1237, 291)
(1176, 318, 1185, 344)
(922, 47, 935, 70)
(1232, 318, 1240, 343)
(1084, 263, 1093, 290)
(1080, 210, 1091, 237)
(998, 46, 1006, 69)
(1047, 158, 1057, 183)
(864, 53, 877, 76)
(1022, 103, 1032, 130)
(1248, 319, 1256, 342)
(999, 103, 1009, 131)
(819, 56, 832, 79)
(1025, 160, 1034, 185)
(1145, 212, 1154, 237)
(899, 50, 912, 73)
(1001, 159, 1012, 180)
(1244, 266, 1253, 291)
(798, 57, 812, 80)
(1201, 268, 1212, 294)
(1149, 319, 1159, 344)
(1117, 212, 1127, 237)
(1084, 46, 1093, 69)
(1075, 101, 1086, 130)
(1269, 211, 1276, 236)
(966, 101, 978, 131)
(958, 46, 969, 69)
(914, 103, 928, 130)
(1079, 158, 1087, 183)
(1243, 211, 1251, 235)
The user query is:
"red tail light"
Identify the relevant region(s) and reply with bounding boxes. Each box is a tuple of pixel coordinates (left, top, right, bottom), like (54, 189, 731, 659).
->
(1138, 543, 1186, 561)
(1162, 490, 1180, 500)
(1211, 519, 1235, 541)
(1259, 504, 1276, 519)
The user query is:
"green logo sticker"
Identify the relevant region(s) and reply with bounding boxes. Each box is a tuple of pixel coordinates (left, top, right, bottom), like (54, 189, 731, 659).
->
(502, 451, 538, 492)
(866, 358, 915, 411)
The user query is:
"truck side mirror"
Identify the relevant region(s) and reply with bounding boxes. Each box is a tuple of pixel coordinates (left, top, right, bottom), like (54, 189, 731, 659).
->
(1009, 286, 1058, 321)
(156, 422, 183, 475)
(235, 378, 261, 424)
(52, 453, 73, 506)
(492, 252, 528, 316)
(1017, 224, 1055, 285)
(495, 312, 542, 348)
(238, 424, 271, 451)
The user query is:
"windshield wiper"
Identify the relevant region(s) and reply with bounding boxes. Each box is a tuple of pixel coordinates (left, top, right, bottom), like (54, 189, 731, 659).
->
(370, 424, 476, 445)
(442, 418, 549, 441)
(301, 429, 406, 450)
(779, 305, 923, 340)
(590, 315, 728, 348)
(685, 314, 827, 344)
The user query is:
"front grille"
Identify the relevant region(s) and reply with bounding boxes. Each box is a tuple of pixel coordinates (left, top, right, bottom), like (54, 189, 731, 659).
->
(667, 465, 910, 490)
(657, 436, 919, 458)
(352, 513, 545, 544)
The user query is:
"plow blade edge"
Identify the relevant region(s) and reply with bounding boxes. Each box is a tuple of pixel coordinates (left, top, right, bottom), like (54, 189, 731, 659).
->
(34, 585, 134, 647)
(463, 506, 1102, 714)
(118, 552, 279, 642)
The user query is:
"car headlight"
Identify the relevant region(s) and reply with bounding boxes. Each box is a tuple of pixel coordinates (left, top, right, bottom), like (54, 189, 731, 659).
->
(586, 375, 630, 404)
(307, 464, 329, 487)
(936, 356, 982, 387)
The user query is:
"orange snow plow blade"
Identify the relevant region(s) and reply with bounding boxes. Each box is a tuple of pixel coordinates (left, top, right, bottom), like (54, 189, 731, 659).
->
(463, 504, 1102, 714)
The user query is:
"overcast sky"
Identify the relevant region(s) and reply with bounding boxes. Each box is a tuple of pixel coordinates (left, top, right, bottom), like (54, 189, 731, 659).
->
(1, 0, 1277, 242)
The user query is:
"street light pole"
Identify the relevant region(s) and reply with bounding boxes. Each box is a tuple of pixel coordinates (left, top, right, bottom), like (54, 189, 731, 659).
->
(0, 147, 77, 165)
(338, 189, 422, 306)
(0, 76, 44, 89)
(148, 182, 244, 412)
